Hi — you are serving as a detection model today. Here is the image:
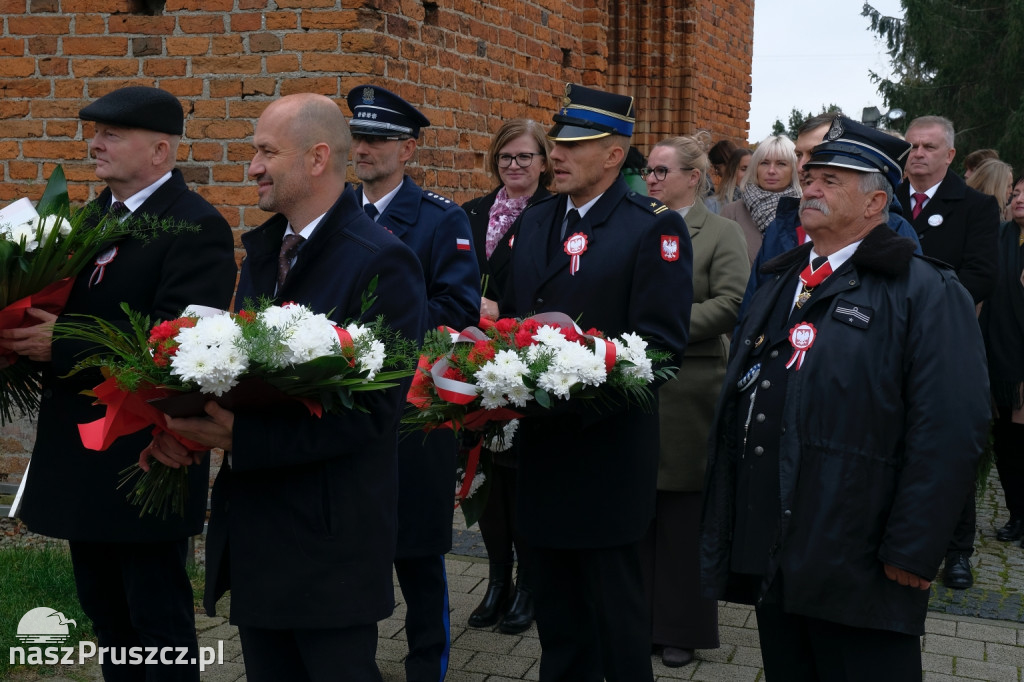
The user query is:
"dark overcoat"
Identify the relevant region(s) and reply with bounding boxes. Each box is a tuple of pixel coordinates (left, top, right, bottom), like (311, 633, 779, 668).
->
(203, 185, 428, 629)
(896, 168, 1000, 303)
(20, 169, 237, 542)
(356, 176, 479, 557)
(499, 177, 693, 548)
(700, 226, 990, 636)
(463, 184, 551, 302)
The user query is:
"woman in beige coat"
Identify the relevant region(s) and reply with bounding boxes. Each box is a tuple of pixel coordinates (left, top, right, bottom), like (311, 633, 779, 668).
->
(640, 132, 750, 668)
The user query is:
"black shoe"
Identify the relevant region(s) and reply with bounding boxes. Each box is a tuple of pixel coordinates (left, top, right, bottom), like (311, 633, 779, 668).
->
(468, 563, 513, 628)
(661, 647, 694, 668)
(996, 518, 1024, 542)
(941, 552, 974, 590)
(498, 585, 534, 634)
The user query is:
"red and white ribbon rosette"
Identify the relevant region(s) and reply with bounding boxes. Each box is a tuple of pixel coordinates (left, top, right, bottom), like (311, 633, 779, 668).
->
(785, 322, 817, 371)
(563, 232, 588, 276)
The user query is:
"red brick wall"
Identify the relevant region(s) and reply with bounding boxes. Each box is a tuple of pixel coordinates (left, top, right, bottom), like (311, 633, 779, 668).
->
(0, 0, 753, 482)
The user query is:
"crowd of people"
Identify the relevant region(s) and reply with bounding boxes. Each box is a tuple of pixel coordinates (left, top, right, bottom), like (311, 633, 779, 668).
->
(0, 82, 1016, 682)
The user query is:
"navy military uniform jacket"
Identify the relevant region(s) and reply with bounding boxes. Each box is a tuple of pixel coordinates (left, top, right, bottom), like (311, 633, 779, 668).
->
(356, 176, 480, 557)
(204, 185, 428, 628)
(896, 168, 999, 303)
(499, 177, 693, 548)
(701, 226, 990, 635)
(20, 169, 237, 542)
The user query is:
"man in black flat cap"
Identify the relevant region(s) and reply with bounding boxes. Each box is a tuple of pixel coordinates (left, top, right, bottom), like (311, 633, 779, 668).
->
(2, 85, 236, 681)
(700, 117, 990, 680)
(498, 83, 692, 681)
(345, 83, 480, 682)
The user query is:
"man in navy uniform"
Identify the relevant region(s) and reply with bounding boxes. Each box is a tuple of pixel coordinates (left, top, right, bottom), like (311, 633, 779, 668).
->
(4, 86, 237, 681)
(499, 83, 693, 681)
(701, 117, 990, 679)
(144, 93, 428, 681)
(346, 84, 480, 682)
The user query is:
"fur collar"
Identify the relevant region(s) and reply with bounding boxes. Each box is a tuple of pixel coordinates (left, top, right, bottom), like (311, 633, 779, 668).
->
(760, 223, 918, 278)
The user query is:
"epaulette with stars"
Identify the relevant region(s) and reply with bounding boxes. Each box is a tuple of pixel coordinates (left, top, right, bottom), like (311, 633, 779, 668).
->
(422, 190, 457, 209)
(626, 192, 670, 214)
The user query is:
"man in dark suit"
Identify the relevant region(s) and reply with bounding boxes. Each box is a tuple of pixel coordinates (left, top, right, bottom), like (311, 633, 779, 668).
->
(896, 115, 1000, 590)
(499, 83, 693, 681)
(144, 93, 427, 681)
(346, 84, 479, 682)
(3, 86, 237, 681)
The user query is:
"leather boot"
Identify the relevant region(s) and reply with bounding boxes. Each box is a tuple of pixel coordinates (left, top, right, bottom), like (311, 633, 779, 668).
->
(498, 573, 534, 634)
(468, 563, 512, 628)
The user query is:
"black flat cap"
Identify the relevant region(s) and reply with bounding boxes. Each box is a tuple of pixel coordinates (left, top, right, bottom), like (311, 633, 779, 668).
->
(79, 86, 184, 135)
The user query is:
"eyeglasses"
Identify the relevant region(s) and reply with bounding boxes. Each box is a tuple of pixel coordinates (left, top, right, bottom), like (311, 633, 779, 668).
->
(498, 152, 543, 168)
(639, 166, 695, 181)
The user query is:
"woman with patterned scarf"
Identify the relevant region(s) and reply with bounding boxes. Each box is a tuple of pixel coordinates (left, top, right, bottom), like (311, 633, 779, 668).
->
(722, 134, 801, 264)
(461, 118, 552, 635)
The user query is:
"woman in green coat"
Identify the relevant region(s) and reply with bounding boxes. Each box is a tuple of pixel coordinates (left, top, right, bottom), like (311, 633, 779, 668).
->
(639, 132, 750, 668)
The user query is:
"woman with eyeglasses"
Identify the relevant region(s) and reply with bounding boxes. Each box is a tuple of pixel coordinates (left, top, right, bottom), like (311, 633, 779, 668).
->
(639, 132, 748, 668)
(460, 119, 552, 635)
(721, 135, 801, 264)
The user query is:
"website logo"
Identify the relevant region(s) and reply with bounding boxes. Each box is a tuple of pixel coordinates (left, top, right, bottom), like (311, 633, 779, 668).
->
(16, 608, 77, 646)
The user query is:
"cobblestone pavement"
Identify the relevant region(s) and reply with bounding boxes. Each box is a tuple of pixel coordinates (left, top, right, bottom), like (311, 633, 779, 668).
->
(8, 473, 1024, 681)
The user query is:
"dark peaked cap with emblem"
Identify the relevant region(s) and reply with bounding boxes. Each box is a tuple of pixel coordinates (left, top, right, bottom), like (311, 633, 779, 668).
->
(805, 115, 912, 192)
(78, 86, 183, 136)
(346, 84, 431, 139)
(548, 83, 635, 141)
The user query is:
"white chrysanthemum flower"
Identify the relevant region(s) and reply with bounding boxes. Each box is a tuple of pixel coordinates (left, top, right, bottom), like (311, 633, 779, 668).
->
(40, 214, 70, 238)
(465, 472, 486, 498)
(505, 382, 533, 408)
(8, 223, 39, 251)
(537, 370, 576, 398)
(480, 390, 508, 410)
(611, 334, 654, 380)
(486, 418, 520, 451)
(169, 313, 248, 395)
(532, 325, 568, 347)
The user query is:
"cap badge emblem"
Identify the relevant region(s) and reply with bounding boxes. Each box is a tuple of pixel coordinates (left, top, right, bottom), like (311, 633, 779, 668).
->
(362, 86, 375, 104)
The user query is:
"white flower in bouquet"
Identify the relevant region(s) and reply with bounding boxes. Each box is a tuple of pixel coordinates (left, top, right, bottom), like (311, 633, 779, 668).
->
(170, 315, 247, 396)
(345, 323, 386, 379)
(485, 419, 519, 452)
(258, 304, 338, 367)
(611, 332, 654, 381)
(537, 369, 577, 398)
(455, 468, 487, 499)
(548, 340, 606, 387)
(3, 222, 41, 252)
(40, 215, 71, 237)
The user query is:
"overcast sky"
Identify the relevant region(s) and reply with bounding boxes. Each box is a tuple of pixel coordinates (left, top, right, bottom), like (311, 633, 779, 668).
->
(746, 0, 906, 143)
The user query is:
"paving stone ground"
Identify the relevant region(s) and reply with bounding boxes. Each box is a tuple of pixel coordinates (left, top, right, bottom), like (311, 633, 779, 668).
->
(8, 472, 1024, 681)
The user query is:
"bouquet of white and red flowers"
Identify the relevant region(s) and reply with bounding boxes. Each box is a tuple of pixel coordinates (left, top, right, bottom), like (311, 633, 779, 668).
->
(56, 290, 416, 518)
(405, 312, 673, 524)
(0, 165, 195, 423)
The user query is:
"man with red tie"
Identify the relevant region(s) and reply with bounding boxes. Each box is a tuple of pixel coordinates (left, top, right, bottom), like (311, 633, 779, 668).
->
(895, 115, 1000, 590)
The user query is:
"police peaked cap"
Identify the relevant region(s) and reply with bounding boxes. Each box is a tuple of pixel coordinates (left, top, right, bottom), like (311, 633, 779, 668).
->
(78, 86, 184, 136)
(805, 116, 912, 192)
(346, 84, 431, 139)
(548, 83, 635, 141)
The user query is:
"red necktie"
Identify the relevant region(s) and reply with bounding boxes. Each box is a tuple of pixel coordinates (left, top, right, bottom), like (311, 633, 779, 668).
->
(911, 192, 928, 220)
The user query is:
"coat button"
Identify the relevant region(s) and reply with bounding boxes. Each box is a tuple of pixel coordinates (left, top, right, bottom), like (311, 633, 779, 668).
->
(535, 298, 544, 307)
(770, 350, 778, 359)
(753, 446, 764, 456)
(760, 379, 771, 389)
(783, 509, 792, 517)
(756, 413, 765, 423)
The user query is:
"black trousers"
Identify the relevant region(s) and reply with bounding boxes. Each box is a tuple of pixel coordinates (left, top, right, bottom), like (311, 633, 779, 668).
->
(639, 490, 719, 650)
(532, 542, 653, 682)
(477, 462, 532, 575)
(237, 623, 381, 682)
(394, 555, 450, 682)
(69, 539, 199, 682)
(947, 487, 977, 555)
(993, 415, 1024, 518)
(755, 599, 921, 681)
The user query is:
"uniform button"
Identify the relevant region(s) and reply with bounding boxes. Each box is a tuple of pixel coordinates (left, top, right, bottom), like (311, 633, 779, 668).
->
(770, 350, 779, 359)
(780, 426, 786, 434)
(753, 446, 764, 456)
(534, 298, 544, 307)
(756, 413, 765, 423)
(783, 509, 792, 517)
(760, 379, 771, 389)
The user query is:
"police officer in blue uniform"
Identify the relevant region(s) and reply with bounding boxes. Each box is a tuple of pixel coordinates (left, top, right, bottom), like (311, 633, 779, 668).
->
(346, 84, 480, 682)
(499, 84, 693, 681)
